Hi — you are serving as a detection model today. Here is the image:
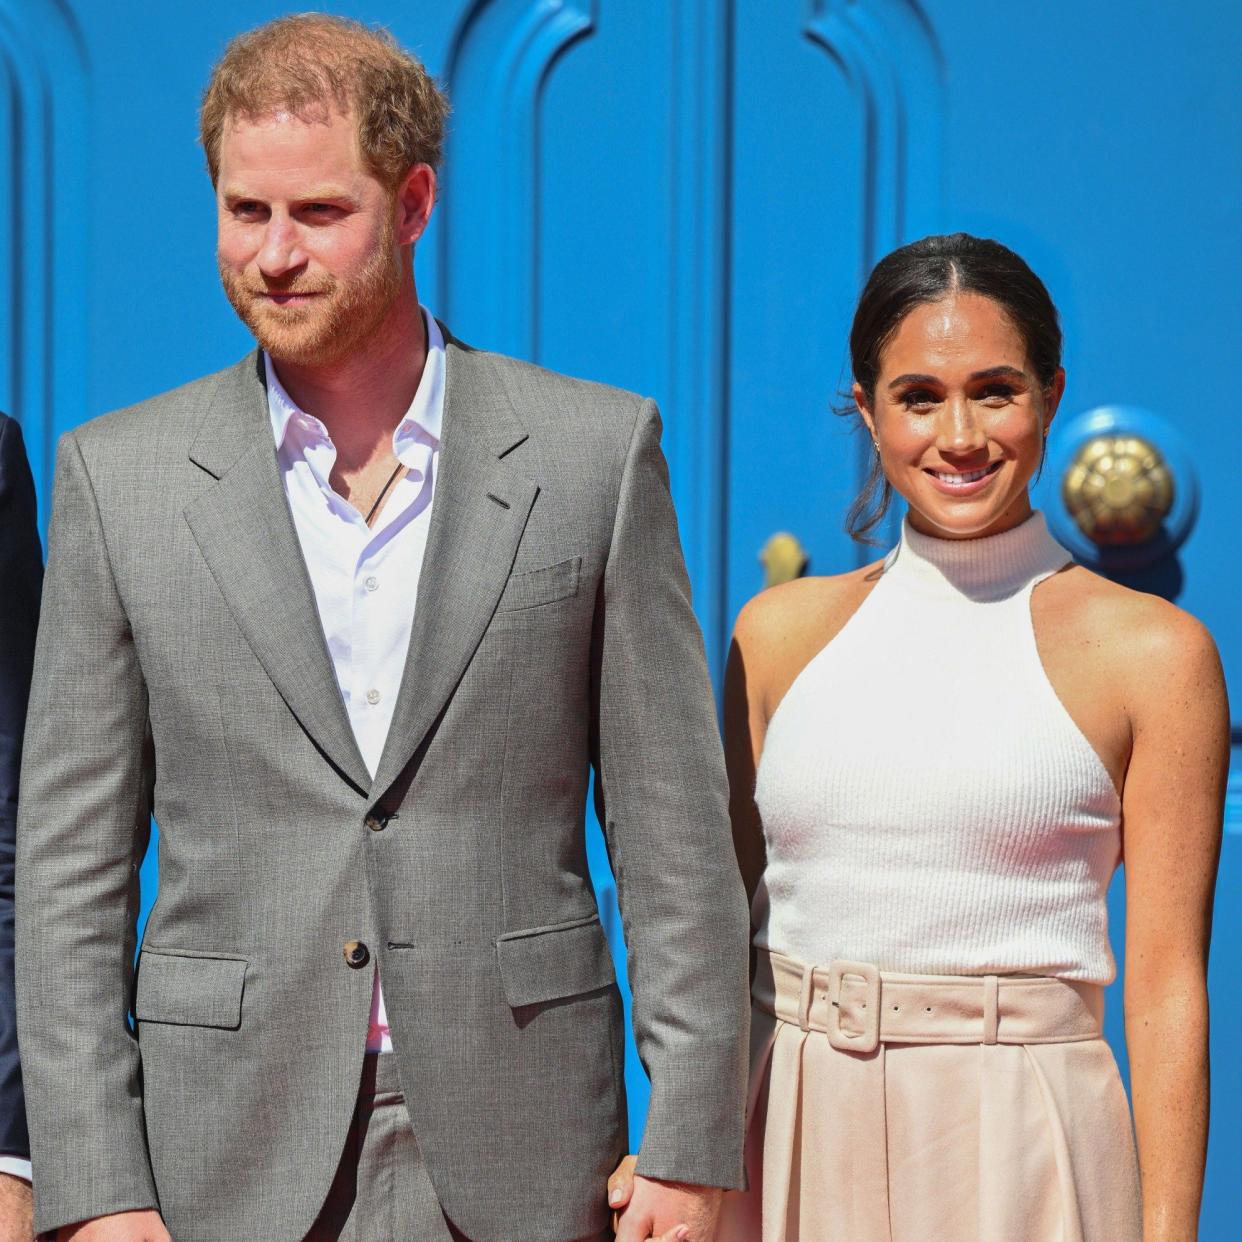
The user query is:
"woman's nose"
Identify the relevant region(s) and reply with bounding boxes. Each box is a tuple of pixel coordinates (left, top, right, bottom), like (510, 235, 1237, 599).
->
(936, 398, 987, 454)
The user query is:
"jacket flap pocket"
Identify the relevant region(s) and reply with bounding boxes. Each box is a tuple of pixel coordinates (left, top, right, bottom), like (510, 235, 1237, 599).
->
(496, 557, 581, 612)
(495, 914, 615, 1008)
(135, 950, 248, 1029)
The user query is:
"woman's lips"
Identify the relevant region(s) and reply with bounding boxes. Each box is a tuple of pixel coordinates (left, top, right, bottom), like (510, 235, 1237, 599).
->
(922, 459, 1003, 495)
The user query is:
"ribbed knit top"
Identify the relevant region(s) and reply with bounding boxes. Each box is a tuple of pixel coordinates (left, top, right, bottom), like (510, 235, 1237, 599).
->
(752, 512, 1122, 984)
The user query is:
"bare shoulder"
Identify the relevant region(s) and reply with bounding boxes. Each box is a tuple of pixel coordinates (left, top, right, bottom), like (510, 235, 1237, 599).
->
(1038, 563, 1223, 695)
(733, 559, 885, 720)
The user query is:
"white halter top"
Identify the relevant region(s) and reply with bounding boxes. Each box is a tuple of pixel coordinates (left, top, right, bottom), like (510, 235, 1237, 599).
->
(752, 512, 1122, 984)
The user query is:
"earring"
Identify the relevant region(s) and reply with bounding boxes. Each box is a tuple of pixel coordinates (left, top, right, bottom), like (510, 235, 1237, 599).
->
(872, 439, 880, 455)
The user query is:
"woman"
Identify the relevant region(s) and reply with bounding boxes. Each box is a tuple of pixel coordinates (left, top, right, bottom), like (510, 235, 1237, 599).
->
(611, 234, 1225, 1241)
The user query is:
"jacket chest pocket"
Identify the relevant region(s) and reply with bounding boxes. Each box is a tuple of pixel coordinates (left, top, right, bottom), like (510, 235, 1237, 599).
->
(495, 557, 581, 613)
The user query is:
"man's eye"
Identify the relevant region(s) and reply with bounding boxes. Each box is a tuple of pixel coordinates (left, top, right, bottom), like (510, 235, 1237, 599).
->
(232, 202, 262, 217)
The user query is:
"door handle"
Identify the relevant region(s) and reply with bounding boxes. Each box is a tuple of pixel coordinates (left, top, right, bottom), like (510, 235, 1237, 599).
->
(1062, 434, 1174, 547)
(1046, 405, 1198, 572)
(760, 532, 809, 588)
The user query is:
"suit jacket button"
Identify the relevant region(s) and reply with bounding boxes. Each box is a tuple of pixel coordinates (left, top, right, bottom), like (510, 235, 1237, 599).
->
(344, 940, 370, 968)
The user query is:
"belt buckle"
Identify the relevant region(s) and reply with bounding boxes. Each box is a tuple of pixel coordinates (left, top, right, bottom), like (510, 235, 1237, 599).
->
(827, 959, 881, 1054)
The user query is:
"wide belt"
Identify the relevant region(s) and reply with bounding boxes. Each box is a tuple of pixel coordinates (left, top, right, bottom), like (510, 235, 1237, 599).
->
(754, 949, 1104, 1055)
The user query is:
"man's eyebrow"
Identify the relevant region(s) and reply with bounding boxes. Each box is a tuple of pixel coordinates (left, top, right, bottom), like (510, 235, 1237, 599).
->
(220, 186, 354, 203)
(291, 186, 354, 202)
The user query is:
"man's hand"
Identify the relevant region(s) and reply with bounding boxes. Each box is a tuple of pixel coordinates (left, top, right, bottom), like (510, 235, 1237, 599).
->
(0, 1173, 33, 1242)
(57, 1211, 170, 1242)
(609, 1156, 723, 1242)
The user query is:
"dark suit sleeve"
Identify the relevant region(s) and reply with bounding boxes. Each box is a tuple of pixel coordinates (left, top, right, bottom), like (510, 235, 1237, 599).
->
(0, 415, 42, 1161)
(590, 399, 750, 1189)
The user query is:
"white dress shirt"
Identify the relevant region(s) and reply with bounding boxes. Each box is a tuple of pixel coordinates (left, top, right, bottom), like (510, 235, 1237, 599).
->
(0, 1154, 30, 1182)
(265, 310, 445, 1054)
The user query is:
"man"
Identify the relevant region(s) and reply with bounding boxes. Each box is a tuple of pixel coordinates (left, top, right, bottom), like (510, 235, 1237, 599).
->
(0, 412, 41, 1242)
(16, 15, 749, 1242)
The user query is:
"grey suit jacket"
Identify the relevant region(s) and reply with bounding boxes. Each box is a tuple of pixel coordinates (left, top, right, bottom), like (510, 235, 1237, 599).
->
(15, 332, 750, 1242)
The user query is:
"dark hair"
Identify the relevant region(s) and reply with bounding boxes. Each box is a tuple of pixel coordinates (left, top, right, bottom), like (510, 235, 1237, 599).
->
(843, 232, 1063, 542)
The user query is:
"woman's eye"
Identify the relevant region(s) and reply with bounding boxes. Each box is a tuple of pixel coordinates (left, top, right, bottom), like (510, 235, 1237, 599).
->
(979, 384, 1015, 403)
(901, 389, 937, 409)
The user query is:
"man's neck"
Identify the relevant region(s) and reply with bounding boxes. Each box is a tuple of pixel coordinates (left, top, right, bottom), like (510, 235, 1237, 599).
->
(271, 283, 429, 474)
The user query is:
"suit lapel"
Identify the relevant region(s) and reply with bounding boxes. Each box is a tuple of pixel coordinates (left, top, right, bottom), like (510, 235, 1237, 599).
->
(370, 336, 536, 802)
(183, 354, 372, 794)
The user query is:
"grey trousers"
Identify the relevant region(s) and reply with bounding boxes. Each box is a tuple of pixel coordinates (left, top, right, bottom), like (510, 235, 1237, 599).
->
(304, 1053, 455, 1242)
(304, 1054, 610, 1242)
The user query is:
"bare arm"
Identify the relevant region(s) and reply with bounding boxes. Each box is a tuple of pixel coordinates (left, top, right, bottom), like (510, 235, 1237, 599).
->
(1120, 608, 1227, 1242)
(725, 573, 874, 910)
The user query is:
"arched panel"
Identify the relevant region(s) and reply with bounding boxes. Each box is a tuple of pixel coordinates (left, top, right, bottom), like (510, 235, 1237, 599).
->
(801, 0, 945, 559)
(439, 0, 597, 361)
(804, 0, 944, 277)
(725, 0, 944, 632)
(441, 0, 731, 677)
(0, 0, 87, 525)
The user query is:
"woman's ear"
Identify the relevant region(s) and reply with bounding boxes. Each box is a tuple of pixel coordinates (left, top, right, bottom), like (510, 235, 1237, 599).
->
(1042, 367, 1066, 435)
(853, 382, 878, 444)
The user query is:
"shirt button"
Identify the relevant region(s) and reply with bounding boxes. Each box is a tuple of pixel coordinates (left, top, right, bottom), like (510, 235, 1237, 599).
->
(366, 688, 381, 705)
(343, 940, 370, 969)
(365, 576, 379, 592)
(365, 814, 386, 832)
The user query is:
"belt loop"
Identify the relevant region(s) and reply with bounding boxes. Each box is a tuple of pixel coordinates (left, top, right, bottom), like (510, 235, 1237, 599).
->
(982, 975, 999, 1045)
(797, 962, 815, 1032)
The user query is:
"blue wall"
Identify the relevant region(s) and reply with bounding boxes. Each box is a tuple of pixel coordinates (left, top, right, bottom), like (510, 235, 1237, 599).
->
(4, 1, 1240, 1232)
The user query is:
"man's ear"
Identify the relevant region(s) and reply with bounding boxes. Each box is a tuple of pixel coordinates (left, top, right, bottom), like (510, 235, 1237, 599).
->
(396, 163, 436, 247)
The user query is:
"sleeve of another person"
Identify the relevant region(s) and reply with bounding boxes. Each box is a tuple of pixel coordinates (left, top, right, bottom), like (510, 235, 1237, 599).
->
(590, 398, 750, 1190)
(0, 414, 42, 1173)
(15, 430, 159, 1235)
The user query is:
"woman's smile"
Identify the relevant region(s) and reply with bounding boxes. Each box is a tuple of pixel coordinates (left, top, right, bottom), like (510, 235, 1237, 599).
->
(923, 459, 1004, 494)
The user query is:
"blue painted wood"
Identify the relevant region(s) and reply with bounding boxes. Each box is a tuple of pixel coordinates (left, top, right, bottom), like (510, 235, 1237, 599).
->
(11, 1, 1242, 1227)
(0, 0, 88, 528)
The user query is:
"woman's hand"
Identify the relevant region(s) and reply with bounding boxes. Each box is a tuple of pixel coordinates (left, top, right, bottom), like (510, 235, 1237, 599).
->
(606, 1152, 715, 1242)
(608, 1154, 639, 1227)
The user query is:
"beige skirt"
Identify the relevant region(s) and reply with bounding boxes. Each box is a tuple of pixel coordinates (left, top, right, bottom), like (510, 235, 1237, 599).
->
(716, 951, 1141, 1242)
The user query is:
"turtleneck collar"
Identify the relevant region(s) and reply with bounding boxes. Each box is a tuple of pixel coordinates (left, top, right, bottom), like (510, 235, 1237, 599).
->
(885, 510, 1072, 602)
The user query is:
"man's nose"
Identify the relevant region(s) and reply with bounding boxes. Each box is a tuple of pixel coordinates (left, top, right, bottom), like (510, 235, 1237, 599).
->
(936, 397, 987, 454)
(257, 215, 306, 279)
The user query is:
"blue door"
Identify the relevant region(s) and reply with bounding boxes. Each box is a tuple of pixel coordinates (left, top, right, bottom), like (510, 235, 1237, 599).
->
(4, 1, 1240, 1231)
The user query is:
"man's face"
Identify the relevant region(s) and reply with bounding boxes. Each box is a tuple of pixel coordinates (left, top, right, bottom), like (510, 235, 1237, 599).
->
(216, 107, 402, 368)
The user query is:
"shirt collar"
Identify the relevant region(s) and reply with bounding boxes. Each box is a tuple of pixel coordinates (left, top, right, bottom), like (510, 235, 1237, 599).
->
(264, 308, 446, 464)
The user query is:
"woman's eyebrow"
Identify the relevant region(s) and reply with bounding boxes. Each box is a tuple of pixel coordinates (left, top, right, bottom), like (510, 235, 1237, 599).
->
(969, 365, 1028, 382)
(887, 372, 939, 389)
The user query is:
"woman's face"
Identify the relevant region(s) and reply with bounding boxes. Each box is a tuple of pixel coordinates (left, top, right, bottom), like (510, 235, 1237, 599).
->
(854, 292, 1064, 540)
